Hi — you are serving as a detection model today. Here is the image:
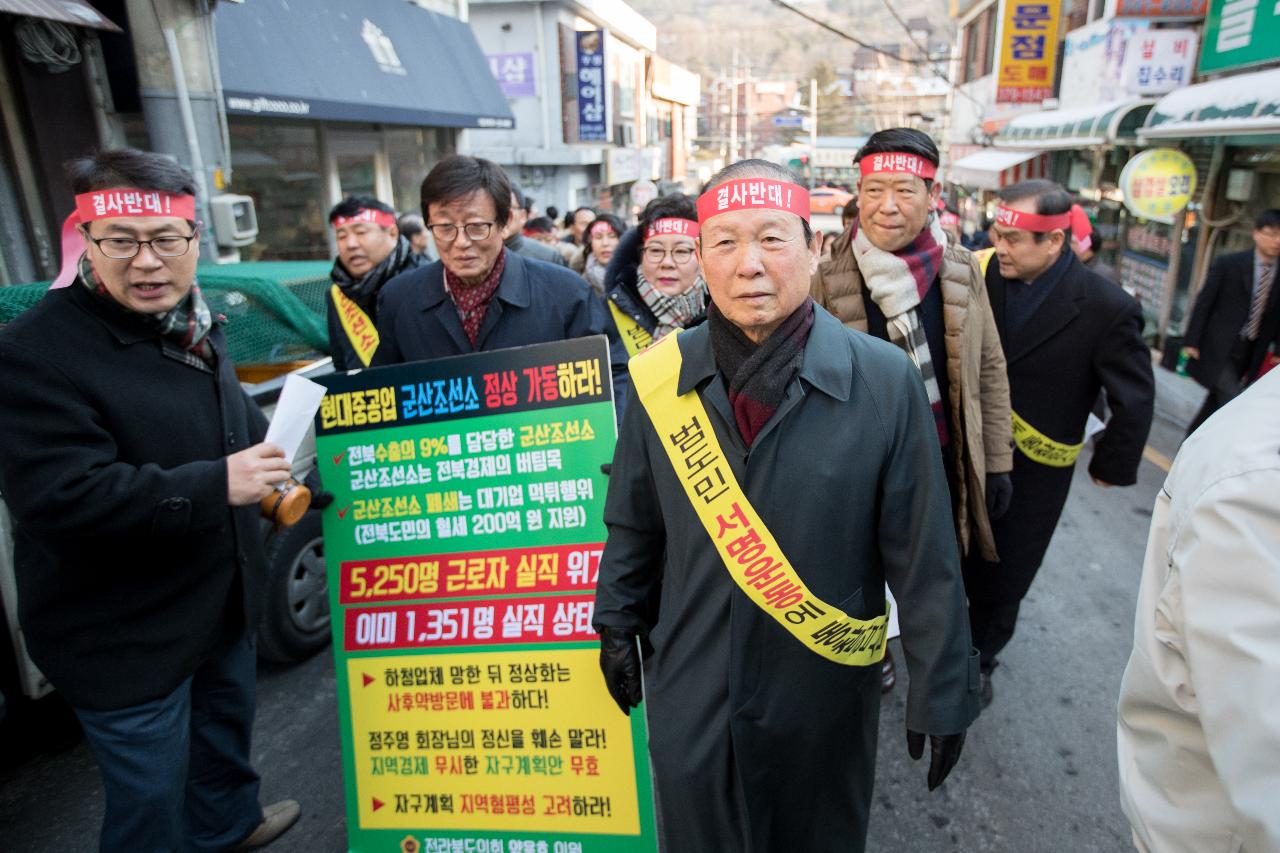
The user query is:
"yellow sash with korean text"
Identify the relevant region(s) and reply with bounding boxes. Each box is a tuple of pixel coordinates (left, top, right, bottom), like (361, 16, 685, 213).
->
(974, 248, 1085, 467)
(330, 285, 380, 368)
(628, 332, 889, 666)
(1011, 412, 1084, 467)
(607, 299, 654, 359)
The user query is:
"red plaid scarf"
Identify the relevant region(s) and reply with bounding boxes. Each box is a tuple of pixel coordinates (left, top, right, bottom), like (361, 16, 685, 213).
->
(445, 250, 507, 346)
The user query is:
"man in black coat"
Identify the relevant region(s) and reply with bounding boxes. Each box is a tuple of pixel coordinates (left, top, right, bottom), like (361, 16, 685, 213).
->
(372, 155, 628, 404)
(0, 149, 300, 852)
(1181, 208, 1280, 435)
(326, 195, 428, 371)
(594, 160, 978, 853)
(964, 179, 1154, 707)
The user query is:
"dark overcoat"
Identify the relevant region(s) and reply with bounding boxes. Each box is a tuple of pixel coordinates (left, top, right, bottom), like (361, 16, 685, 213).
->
(1182, 249, 1280, 387)
(0, 284, 269, 711)
(371, 248, 618, 364)
(965, 252, 1154, 605)
(593, 308, 980, 853)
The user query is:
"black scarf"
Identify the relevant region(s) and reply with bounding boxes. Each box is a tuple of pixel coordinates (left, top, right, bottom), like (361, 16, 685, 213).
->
(708, 297, 816, 446)
(331, 235, 415, 311)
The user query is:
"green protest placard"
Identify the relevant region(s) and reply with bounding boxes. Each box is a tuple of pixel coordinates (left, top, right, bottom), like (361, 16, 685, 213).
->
(314, 336, 656, 853)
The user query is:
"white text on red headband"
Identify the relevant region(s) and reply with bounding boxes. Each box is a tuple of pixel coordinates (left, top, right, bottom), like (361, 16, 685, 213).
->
(697, 179, 810, 223)
(74, 190, 196, 223)
(859, 153, 937, 180)
(331, 209, 397, 230)
(644, 217, 699, 241)
(994, 206, 1071, 233)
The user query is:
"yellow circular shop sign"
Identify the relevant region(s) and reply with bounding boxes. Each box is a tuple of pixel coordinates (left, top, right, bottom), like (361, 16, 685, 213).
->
(1119, 148, 1197, 225)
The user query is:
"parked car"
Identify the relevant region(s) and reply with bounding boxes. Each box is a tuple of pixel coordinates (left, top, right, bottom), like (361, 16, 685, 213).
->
(809, 185, 854, 216)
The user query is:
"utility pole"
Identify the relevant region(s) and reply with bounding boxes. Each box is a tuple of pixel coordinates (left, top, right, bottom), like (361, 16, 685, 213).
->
(729, 47, 740, 162)
(809, 77, 817, 189)
(744, 64, 753, 160)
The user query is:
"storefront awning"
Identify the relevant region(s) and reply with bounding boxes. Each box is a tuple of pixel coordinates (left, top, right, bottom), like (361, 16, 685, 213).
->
(1140, 67, 1280, 141)
(0, 0, 120, 31)
(997, 99, 1155, 149)
(947, 149, 1048, 191)
(214, 0, 514, 130)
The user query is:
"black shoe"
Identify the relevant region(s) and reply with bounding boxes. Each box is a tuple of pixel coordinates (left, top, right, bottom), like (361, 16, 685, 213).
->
(880, 650, 897, 694)
(979, 671, 994, 709)
(231, 800, 301, 851)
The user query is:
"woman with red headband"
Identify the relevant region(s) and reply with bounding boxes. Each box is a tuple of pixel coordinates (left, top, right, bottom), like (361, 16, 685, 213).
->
(573, 212, 625, 296)
(602, 194, 708, 362)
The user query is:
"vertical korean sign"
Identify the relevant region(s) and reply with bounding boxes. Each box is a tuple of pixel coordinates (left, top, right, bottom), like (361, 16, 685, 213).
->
(315, 337, 658, 853)
(576, 30, 608, 142)
(996, 0, 1062, 104)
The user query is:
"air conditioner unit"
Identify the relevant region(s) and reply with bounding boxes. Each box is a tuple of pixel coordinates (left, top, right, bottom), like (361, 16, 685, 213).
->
(209, 194, 258, 248)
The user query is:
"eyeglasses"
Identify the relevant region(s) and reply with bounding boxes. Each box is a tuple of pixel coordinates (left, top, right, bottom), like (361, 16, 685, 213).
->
(426, 222, 496, 243)
(86, 231, 199, 260)
(642, 246, 696, 264)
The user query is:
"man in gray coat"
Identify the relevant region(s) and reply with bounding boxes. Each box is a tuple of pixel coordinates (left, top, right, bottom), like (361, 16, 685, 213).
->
(593, 159, 980, 853)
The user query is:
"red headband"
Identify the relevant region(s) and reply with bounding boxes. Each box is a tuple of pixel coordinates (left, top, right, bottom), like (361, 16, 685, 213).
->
(994, 205, 1071, 233)
(331, 209, 396, 230)
(859, 153, 937, 180)
(644, 217, 698, 241)
(697, 179, 810, 223)
(54, 189, 198, 289)
(75, 189, 196, 223)
(589, 220, 616, 237)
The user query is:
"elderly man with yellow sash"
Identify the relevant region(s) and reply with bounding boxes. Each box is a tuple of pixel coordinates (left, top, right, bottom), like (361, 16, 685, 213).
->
(593, 160, 980, 853)
(325, 195, 427, 371)
(965, 179, 1154, 707)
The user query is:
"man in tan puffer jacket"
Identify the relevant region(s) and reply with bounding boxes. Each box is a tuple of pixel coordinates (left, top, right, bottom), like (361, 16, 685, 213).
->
(811, 129, 1014, 697)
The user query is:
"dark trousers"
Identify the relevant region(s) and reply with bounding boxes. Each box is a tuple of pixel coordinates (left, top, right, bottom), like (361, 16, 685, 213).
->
(967, 599, 1021, 672)
(74, 625, 263, 853)
(1187, 338, 1251, 436)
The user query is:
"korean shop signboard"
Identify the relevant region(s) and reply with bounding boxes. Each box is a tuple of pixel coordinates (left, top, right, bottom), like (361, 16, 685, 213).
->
(1119, 148, 1197, 224)
(1114, 0, 1208, 19)
(314, 337, 658, 853)
(1199, 0, 1280, 74)
(996, 0, 1062, 104)
(575, 30, 608, 142)
(1120, 29, 1199, 94)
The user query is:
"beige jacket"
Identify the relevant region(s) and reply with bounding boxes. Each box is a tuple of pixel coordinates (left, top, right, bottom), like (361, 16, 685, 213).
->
(1117, 370, 1280, 853)
(811, 226, 1012, 560)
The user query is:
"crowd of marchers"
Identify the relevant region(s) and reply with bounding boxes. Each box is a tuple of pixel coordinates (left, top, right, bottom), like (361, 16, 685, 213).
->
(0, 131, 1277, 853)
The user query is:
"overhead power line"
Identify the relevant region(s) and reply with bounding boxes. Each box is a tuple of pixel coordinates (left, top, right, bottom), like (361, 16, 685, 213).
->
(769, 0, 986, 113)
(767, 0, 935, 65)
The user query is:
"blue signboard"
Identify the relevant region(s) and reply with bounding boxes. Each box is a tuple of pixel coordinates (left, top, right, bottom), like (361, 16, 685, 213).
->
(773, 115, 805, 127)
(575, 30, 608, 142)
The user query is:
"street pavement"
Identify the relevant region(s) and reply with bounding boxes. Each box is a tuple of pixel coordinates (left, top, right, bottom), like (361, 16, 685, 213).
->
(0, 362, 1205, 852)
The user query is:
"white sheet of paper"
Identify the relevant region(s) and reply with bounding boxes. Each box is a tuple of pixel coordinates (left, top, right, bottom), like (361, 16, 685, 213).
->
(886, 584, 900, 640)
(1084, 412, 1106, 442)
(264, 374, 327, 464)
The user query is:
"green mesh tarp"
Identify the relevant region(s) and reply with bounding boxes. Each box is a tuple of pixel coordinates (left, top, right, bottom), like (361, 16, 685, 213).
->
(0, 261, 334, 366)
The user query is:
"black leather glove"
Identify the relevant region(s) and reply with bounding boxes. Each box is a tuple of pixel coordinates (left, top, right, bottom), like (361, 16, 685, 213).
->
(907, 729, 966, 791)
(985, 472, 1013, 521)
(598, 627, 645, 715)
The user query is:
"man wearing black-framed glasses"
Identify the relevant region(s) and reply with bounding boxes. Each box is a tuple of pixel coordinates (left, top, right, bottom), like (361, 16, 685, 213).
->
(372, 155, 622, 378)
(0, 148, 300, 852)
